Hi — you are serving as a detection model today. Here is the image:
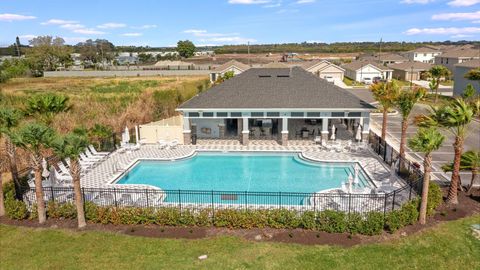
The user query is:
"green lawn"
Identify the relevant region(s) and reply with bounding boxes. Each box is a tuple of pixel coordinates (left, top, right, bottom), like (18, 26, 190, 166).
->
(1, 215, 479, 269)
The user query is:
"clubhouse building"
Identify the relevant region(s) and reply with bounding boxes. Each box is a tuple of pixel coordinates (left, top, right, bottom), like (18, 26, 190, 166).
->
(178, 67, 374, 145)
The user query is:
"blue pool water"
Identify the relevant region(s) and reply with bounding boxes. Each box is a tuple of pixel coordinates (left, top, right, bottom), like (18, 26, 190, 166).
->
(116, 152, 372, 205)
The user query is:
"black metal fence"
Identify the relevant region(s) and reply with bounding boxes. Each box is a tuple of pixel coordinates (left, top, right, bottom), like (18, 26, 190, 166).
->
(21, 131, 425, 218)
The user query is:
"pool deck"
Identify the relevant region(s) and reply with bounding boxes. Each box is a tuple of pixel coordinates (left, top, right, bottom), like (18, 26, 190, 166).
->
(79, 141, 404, 193)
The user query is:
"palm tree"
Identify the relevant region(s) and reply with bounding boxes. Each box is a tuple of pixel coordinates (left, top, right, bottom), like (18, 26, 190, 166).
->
(0, 107, 23, 199)
(395, 87, 425, 161)
(370, 81, 400, 140)
(0, 152, 8, 217)
(427, 65, 450, 104)
(12, 123, 55, 223)
(417, 98, 475, 204)
(25, 93, 71, 125)
(408, 127, 445, 225)
(52, 133, 89, 228)
(442, 150, 480, 195)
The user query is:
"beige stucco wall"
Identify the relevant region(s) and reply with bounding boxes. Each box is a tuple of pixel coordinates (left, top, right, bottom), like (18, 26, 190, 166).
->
(139, 115, 184, 144)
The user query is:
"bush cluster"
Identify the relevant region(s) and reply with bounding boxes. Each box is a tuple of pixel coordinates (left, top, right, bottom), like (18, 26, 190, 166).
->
(2, 183, 444, 236)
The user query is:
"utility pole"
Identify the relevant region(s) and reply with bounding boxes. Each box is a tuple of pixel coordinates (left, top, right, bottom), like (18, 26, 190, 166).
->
(247, 41, 251, 67)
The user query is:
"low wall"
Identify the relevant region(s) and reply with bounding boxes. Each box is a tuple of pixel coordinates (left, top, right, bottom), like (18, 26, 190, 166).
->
(44, 70, 211, 78)
(139, 116, 184, 144)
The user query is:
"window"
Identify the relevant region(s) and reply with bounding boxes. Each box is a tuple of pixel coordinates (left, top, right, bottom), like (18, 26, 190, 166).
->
(331, 112, 345, 117)
(230, 112, 242, 117)
(251, 112, 264, 117)
(188, 112, 200, 117)
(306, 112, 321, 117)
(266, 112, 280, 117)
(217, 112, 228, 117)
(202, 112, 214, 117)
(348, 112, 361, 117)
(291, 112, 304, 117)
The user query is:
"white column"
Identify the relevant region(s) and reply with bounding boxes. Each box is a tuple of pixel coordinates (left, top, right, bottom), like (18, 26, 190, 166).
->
(322, 118, 329, 134)
(183, 117, 191, 133)
(281, 117, 288, 133)
(242, 117, 249, 133)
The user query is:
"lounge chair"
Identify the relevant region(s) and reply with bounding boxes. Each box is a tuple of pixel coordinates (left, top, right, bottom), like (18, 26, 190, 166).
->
(314, 136, 322, 145)
(53, 169, 72, 185)
(85, 149, 106, 161)
(168, 139, 179, 149)
(88, 145, 109, 156)
(157, 139, 168, 149)
(79, 153, 101, 163)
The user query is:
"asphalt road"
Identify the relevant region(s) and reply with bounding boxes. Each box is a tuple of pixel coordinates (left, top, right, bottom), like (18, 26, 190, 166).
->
(346, 88, 480, 186)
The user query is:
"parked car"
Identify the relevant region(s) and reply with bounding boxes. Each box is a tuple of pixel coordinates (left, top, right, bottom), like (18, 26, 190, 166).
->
(372, 76, 384, 84)
(363, 77, 372, 84)
(324, 76, 335, 83)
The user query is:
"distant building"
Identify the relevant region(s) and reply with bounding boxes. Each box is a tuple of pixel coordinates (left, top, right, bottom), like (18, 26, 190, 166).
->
(434, 48, 480, 72)
(342, 61, 393, 83)
(453, 59, 480, 96)
(152, 60, 194, 70)
(300, 60, 345, 83)
(194, 51, 214, 56)
(358, 53, 408, 65)
(388, 61, 432, 81)
(210, 60, 250, 83)
(403, 47, 442, 63)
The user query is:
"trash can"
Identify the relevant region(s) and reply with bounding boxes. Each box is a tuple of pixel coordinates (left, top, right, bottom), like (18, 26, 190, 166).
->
(192, 134, 197, 145)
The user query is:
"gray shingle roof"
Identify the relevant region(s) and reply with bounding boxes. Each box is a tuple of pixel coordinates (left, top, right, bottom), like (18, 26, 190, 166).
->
(179, 67, 374, 110)
(388, 61, 432, 71)
(213, 60, 250, 73)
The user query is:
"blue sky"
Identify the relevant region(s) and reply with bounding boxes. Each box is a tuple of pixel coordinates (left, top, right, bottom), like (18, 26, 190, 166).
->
(0, 0, 478, 47)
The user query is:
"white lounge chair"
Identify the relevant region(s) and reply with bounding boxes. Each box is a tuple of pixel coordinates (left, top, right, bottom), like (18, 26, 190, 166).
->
(314, 136, 322, 145)
(157, 139, 167, 149)
(85, 149, 106, 161)
(89, 145, 109, 156)
(168, 139, 179, 149)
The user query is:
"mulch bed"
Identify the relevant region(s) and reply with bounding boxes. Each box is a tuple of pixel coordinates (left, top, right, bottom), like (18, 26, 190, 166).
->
(1, 189, 479, 247)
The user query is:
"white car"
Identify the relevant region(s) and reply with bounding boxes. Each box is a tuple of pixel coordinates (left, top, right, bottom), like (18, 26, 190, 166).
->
(363, 77, 372, 85)
(324, 76, 335, 83)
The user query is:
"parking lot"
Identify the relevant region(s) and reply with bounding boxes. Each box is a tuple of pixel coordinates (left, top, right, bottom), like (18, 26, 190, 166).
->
(346, 88, 480, 186)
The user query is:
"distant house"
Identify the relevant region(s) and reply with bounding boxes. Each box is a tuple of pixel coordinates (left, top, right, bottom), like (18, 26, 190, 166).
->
(342, 61, 393, 83)
(403, 47, 441, 63)
(453, 59, 480, 96)
(434, 49, 480, 72)
(194, 51, 214, 56)
(358, 53, 408, 65)
(153, 60, 194, 70)
(300, 60, 345, 82)
(388, 61, 432, 81)
(210, 60, 250, 83)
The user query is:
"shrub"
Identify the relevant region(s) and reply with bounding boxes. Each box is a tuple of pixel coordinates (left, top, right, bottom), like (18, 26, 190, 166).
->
(346, 212, 363, 234)
(266, 209, 300, 229)
(195, 209, 212, 227)
(155, 207, 181, 226)
(318, 210, 347, 233)
(84, 201, 99, 222)
(360, 212, 385, 235)
(47, 201, 76, 219)
(3, 182, 28, 220)
(299, 211, 316, 230)
(385, 199, 420, 233)
(427, 182, 443, 216)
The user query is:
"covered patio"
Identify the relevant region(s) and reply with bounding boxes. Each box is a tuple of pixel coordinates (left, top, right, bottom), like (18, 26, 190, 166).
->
(178, 67, 374, 146)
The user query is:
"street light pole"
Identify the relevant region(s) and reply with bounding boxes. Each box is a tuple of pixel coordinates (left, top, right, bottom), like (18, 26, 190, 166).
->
(410, 65, 414, 90)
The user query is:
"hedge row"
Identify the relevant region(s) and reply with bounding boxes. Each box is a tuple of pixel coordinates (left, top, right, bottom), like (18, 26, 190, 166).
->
(3, 182, 444, 235)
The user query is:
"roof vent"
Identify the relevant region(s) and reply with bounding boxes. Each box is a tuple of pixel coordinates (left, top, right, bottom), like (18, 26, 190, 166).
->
(258, 75, 272, 78)
(277, 75, 290, 78)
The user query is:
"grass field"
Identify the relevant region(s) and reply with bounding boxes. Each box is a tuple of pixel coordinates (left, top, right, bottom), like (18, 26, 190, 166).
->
(0, 215, 478, 269)
(0, 76, 209, 133)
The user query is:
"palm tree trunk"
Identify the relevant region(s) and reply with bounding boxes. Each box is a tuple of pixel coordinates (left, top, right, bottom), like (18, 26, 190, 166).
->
(32, 154, 46, 223)
(434, 86, 439, 104)
(0, 172, 5, 217)
(419, 153, 432, 225)
(381, 109, 388, 140)
(467, 168, 477, 194)
(446, 136, 464, 204)
(5, 137, 21, 199)
(70, 158, 86, 228)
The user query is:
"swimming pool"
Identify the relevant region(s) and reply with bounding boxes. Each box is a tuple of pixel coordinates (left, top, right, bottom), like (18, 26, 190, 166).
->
(115, 152, 373, 205)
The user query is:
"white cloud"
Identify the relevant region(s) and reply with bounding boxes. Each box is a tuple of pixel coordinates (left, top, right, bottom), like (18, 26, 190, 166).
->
(199, 36, 257, 44)
(184, 29, 207, 34)
(73, 28, 106, 35)
(400, 0, 433, 4)
(296, 0, 315, 3)
(432, 11, 480, 21)
(63, 37, 89, 44)
(97, 22, 127, 29)
(132, 24, 157, 29)
(121, 32, 143, 37)
(18, 34, 37, 40)
(60, 23, 85, 30)
(451, 34, 474, 38)
(228, 0, 271, 4)
(0, 13, 36, 22)
(184, 29, 255, 45)
(41, 19, 77, 25)
(448, 0, 480, 6)
(404, 27, 480, 35)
